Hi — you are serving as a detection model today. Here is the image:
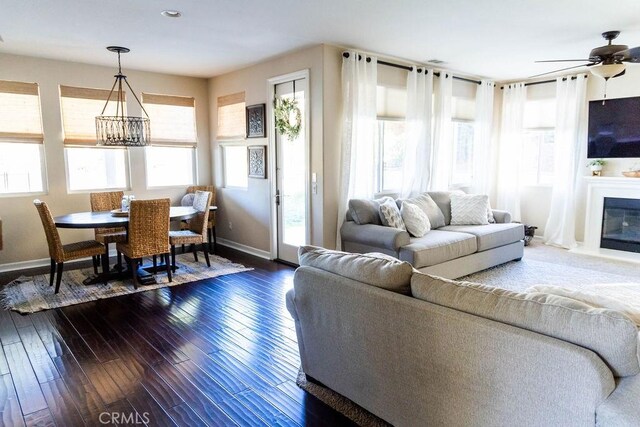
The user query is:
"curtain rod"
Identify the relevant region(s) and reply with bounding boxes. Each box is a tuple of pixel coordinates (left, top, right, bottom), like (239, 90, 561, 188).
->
(342, 52, 482, 85)
(500, 75, 587, 90)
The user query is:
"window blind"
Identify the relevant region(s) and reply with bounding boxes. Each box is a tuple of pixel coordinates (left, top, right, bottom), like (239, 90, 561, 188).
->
(0, 80, 44, 143)
(142, 93, 197, 146)
(217, 92, 246, 140)
(60, 85, 126, 145)
(376, 85, 406, 119)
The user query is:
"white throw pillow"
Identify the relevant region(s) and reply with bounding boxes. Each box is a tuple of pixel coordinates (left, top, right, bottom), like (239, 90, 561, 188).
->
(379, 199, 406, 230)
(486, 199, 496, 224)
(450, 193, 490, 225)
(401, 201, 431, 237)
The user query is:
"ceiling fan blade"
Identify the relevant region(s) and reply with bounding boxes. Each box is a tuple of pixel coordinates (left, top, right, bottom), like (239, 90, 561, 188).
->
(618, 46, 640, 62)
(534, 59, 592, 63)
(528, 63, 595, 79)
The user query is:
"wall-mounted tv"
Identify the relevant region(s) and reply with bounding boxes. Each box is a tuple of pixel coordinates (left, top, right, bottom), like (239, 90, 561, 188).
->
(588, 96, 640, 158)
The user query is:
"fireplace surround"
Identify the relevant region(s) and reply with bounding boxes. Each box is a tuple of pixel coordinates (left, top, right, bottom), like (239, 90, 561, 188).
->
(601, 197, 640, 253)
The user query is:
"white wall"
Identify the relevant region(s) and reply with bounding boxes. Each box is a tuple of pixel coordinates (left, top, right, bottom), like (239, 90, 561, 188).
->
(0, 53, 210, 267)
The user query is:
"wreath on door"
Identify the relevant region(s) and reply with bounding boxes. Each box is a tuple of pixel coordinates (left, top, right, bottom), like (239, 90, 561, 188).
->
(273, 97, 301, 140)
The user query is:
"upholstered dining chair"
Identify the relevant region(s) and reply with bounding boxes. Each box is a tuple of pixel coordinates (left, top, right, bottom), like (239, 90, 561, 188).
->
(34, 200, 106, 294)
(90, 191, 126, 273)
(170, 191, 212, 271)
(181, 185, 216, 253)
(116, 198, 171, 289)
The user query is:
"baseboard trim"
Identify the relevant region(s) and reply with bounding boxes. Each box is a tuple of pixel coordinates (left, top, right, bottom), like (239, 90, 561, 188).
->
(216, 238, 272, 260)
(0, 248, 119, 274)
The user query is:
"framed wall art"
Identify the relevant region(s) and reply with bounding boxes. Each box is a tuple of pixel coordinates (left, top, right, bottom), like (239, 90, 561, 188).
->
(248, 145, 267, 179)
(246, 103, 266, 138)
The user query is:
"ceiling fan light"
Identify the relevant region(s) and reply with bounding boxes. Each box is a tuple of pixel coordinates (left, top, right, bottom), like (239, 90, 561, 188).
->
(590, 63, 626, 79)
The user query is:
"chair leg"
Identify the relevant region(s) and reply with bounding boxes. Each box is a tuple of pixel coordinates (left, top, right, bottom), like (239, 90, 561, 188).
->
(212, 226, 217, 254)
(203, 243, 211, 267)
(192, 244, 198, 262)
(101, 251, 109, 276)
(171, 245, 177, 272)
(165, 253, 172, 282)
(207, 228, 213, 254)
(129, 258, 139, 289)
(49, 259, 56, 287)
(181, 244, 185, 254)
(55, 262, 64, 294)
(117, 251, 123, 272)
(153, 255, 158, 273)
(92, 256, 98, 275)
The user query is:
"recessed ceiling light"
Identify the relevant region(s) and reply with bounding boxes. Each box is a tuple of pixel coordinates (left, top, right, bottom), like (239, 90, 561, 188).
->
(161, 10, 181, 18)
(427, 59, 446, 64)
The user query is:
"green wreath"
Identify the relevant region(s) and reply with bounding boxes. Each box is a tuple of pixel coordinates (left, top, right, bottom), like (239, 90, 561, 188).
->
(273, 97, 301, 140)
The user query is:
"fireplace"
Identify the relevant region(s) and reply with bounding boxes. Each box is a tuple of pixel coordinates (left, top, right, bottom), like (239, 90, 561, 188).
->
(600, 197, 640, 253)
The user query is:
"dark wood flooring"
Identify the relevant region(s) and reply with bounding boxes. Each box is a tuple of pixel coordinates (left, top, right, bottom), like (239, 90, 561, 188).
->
(0, 247, 356, 426)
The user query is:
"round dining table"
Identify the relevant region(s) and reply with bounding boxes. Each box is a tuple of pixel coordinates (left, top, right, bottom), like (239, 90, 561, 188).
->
(54, 206, 199, 228)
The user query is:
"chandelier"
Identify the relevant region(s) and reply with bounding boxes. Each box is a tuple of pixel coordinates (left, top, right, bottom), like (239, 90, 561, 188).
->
(96, 46, 150, 146)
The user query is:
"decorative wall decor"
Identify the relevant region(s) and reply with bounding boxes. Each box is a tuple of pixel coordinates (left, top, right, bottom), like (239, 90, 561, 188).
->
(246, 103, 266, 138)
(248, 145, 267, 179)
(273, 97, 302, 140)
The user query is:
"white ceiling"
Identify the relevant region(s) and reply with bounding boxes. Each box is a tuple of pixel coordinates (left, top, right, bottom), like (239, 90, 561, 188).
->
(2, 0, 640, 80)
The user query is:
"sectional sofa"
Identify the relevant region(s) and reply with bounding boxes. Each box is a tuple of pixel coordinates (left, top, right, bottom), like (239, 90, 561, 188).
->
(286, 246, 640, 426)
(340, 191, 524, 279)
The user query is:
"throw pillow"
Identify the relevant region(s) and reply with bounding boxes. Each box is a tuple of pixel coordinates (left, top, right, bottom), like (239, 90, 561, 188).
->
(450, 193, 490, 225)
(397, 193, 446, 229)
(180, 193, 196, 207)
(486, 199, 496, 224)
(348, 197, 393, 225)
(401, 201, 431, 237)
(379, 199, 406, 230)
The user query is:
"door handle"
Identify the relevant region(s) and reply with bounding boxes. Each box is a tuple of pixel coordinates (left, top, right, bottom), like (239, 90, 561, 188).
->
(275, 189, 280, 206)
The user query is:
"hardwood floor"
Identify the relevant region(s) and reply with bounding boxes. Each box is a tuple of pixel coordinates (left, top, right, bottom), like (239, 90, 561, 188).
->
(0, 247, 356, 426)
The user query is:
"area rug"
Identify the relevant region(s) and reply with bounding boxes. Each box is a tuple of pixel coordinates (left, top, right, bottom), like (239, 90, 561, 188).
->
(0, 254, 252, 314)
(296, 369, 390, 427)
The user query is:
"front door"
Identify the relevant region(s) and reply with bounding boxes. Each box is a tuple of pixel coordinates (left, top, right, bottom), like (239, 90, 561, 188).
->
(274, 78, 308, 264)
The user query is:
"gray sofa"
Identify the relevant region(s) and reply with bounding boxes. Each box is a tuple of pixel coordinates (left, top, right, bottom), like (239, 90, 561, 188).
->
(286, 247, 640, 426)
(341, 191, 524, 279)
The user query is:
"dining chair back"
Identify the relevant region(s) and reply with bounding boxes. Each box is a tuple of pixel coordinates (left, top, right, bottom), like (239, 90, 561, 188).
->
(169, 191, 212, 271)
(185, 185, 217, 252)
(189, 191, 212, 238)
(33, 199, 105, 293)
(90, 191, 126, 236)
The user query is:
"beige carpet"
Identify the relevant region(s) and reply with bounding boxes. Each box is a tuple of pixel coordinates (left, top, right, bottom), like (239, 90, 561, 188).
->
(0, 253, 252, 314)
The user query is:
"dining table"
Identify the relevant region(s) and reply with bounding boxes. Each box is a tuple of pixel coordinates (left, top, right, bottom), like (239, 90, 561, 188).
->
(53, 206, 202, 286)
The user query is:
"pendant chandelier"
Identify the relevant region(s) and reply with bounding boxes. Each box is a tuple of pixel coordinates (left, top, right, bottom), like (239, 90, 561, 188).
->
(96, 46, 150, 146)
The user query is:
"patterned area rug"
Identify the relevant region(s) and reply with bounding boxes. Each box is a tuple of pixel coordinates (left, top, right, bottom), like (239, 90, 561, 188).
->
(0, 254, 252, 314)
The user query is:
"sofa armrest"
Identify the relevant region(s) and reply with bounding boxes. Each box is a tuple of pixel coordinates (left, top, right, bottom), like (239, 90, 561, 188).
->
(597, 374, 640, 426)
(341, 221, 410, 252)
(492, 209, 512, 224)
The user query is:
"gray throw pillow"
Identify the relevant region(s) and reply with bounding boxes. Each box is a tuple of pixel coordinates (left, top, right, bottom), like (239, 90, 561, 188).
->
(181, 193, 196, 207)
(379, 198, 406, 230)
(398, 193, 446, 229)
(348, 197, 393, 225)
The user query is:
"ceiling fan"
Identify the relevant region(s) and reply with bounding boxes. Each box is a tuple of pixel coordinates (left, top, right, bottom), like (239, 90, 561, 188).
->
(531, 31, 640, 80)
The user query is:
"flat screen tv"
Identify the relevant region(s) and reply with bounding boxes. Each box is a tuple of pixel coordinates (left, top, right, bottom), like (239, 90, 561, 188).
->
(588, 96, 640, 158)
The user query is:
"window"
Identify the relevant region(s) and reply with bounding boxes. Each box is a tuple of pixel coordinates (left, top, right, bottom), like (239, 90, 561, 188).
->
(451, 120, 475, 185)
(0, 80, 46, 194)
(222, 145, 248, 188)
(142, 93, 197, 187)
(522, 98, 556, 185)
(376, 120, 406, 192)
(60, 85, 130, 191)
(217, 92, 246, 140)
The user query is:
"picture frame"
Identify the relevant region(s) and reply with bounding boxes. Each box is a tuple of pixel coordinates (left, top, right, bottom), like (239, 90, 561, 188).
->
(246, 103, 266, 138)
(248, 145, 267, 179)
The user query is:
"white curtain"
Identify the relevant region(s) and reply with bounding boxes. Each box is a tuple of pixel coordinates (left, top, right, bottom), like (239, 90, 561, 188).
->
(401, 68, 434, 197)
(496, 82, 527, 221)
(471, 80, 495, 195)
(431, 73, 453, 191)
(336, 52, 378, 249)
(543, 75, 588, 249)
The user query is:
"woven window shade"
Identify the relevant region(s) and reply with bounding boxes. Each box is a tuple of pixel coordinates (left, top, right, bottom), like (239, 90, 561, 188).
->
(217, 92, 246, 140)
(142, 93, 197, 146)
(0, 80, 44, 144)
(60, 85, 126, 145)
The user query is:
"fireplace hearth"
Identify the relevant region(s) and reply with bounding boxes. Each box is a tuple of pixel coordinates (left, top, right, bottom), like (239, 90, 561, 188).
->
(601, 197, 640, 253)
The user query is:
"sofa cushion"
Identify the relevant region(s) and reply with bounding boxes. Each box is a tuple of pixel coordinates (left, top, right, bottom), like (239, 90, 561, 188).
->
(439, 223, 524, 251)
(411, 273, 640, 377)
(401, 202, 431, 237)
(450, 193, 490, 225)
(399, 230, 477, 268)
(348, 197, 393, 225)
(298, 245, 414, 294)
(426, 191, 462, 226)
(396, 193, 446, 229)
(379, 198, 406, 230)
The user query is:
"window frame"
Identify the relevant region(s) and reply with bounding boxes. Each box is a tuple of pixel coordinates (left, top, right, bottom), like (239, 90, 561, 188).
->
(220, 142, 249, 190)
(143, 145, 198, 190)
(450, 118, 476, 187)
(521, 127, 555, 187)
(63, 146, 131, 194)
(375, 116, 406, 196)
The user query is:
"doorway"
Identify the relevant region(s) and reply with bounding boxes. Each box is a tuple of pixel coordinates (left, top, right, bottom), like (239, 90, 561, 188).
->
(269, 71, 310, 264)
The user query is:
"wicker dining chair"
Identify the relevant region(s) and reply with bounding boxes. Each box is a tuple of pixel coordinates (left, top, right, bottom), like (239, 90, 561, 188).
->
(90, 191, 127, 273)
(116, 198, 171, 289)
(170, 191, 212, 271)
(34, 200, 106, 294)
(181, 185, 216, 253)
